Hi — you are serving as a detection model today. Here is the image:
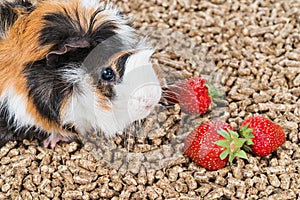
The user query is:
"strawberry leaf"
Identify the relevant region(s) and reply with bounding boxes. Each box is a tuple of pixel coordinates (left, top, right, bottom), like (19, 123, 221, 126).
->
(217, 129, 231, 140)
(234, 138, 247, 149)
(229, 130, 239, 139)
(243, 144, 252, 153)
(229, 154, 235, 164)
(234, 150, 248, 160)
(245, 139, 254, 145)
(215, 140, 230, 148)
(240, 125, 254, 137)
(220, 150, 229, 160)
(239, 125, 254, 146)
(205, 83, 223, 100)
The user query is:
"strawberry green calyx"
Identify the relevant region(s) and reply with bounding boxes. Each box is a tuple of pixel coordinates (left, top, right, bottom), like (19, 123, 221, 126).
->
(239, 125, 255, 152)
(205, 83, 223, 100)
(215, 129, 249, 164)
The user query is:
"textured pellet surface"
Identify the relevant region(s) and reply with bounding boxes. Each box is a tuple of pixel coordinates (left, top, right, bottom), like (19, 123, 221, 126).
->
(1, 0, 300, 199)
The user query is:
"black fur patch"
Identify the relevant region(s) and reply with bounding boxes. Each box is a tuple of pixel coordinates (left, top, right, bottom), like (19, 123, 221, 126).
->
(90, 20, 119, 43)
(0, 100, 48, 147)
(47, 46, 93, 67)
(39, 12, 84, 46)
(40, 10, 119, 49)
(116, 53, 131, 78)
(97, 81, 115, 98)
(88, 8, 119, 41)
(23, 59, 75, 123)
(0, 0, 34, 39)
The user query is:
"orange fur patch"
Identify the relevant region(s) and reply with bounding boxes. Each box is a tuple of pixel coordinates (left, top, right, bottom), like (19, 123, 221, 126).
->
(95, 90, 112, 111)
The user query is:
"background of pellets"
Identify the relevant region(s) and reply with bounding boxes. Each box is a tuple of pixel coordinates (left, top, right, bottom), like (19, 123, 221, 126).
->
(1, 0, 300, 199)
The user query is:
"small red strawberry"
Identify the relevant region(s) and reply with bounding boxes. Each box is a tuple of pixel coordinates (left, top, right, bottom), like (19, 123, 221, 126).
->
(166, 77, 222, 114)
(184, 121, 248, 170)
(240, 116, 286, 157)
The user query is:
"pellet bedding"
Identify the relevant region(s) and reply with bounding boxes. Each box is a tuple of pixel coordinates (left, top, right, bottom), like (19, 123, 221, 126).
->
(0, 0, 299, 199)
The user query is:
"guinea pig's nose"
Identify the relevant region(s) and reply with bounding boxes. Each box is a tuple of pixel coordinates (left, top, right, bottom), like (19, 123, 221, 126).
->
(145, 104, 153, 110)
(127, 84, 161, 121)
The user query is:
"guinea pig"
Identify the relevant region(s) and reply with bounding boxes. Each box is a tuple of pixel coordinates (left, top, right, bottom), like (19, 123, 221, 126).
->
(0, 0, 162, 148)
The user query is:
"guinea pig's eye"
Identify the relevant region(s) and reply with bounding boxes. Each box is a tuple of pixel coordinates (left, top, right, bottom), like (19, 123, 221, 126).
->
(101, 67, 115, 82)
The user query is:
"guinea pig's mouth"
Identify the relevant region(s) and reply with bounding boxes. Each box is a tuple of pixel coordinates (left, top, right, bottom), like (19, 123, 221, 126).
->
(126, 82, 162, 121)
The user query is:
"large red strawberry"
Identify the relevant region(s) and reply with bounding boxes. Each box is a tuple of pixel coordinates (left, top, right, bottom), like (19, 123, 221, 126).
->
(166, 77, 221, 114)
(240, 116, 286, 157)
(184, 121, 248, 170)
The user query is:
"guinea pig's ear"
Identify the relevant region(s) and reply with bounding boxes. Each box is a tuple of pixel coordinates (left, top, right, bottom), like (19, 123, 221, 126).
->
(46, 39, 90, 65)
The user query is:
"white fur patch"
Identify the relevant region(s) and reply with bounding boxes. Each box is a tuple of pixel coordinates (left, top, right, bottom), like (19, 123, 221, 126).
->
(0, 87, 36, 129)
(79, 0, 101, 10)
(93, 3, 136, 45)
(60, 68, 125, 137)
(114, 50, 161, 122)
(125, 49, 155, 73)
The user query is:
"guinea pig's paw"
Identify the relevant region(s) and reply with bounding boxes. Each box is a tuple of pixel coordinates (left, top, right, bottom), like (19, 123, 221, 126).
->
(42, 133, 72, 149)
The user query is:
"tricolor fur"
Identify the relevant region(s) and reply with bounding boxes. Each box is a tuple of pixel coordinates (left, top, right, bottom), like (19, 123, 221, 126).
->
(0, 0, 162, 148)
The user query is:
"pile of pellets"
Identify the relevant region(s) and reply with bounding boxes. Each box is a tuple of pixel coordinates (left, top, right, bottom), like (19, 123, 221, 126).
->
(1, 0, 300, 199)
